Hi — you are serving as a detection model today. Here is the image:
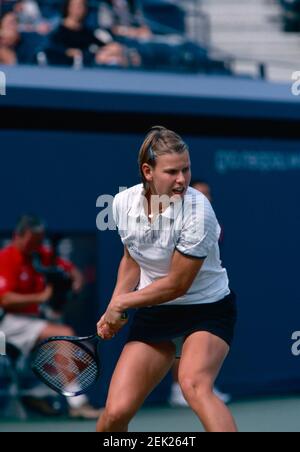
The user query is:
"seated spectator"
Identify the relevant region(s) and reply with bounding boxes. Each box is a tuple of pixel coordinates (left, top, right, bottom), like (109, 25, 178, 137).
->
(98, 0, 152, 40)
(0, 10, 44, 65)
(97, 1, 228, 74)
(0, 214, 101, 419)
(0, 11, 17, 65)
(42, 0, 135, 67)
(0, 11, 35, 65)
(13, 0, 55, 35)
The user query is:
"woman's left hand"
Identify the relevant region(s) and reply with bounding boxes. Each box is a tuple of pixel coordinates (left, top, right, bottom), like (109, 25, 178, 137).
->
(97, 302, 128, 340)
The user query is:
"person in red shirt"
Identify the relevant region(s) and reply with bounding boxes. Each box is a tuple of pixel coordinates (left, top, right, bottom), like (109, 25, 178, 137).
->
(0, 214, 100, 419)
(0, 215, 77, 345)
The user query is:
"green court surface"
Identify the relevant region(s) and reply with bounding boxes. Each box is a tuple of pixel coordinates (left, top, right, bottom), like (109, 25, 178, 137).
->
(1, 396, 300, 432)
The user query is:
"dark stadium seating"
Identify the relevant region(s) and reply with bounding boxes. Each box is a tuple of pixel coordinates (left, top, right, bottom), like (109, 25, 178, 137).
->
(279, 0, 300, 31)
(142, 0, 186, 35)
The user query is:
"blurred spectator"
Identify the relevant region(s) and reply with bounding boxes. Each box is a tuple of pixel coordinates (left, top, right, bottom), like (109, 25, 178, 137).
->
(0, 214, 101, 419)
(0, 10, 44, 64)
(13, 0, 53, 34)
(42, 0, 136, 67)
(0, 10, 17, 64)
(96, 1, 227, 74)
(98, 0, 152, 40)
(1, 0, 228, 72)
(191, 179, 212, 203)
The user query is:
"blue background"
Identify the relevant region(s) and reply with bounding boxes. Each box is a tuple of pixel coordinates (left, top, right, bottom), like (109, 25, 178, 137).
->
(0, 130, 299, 404)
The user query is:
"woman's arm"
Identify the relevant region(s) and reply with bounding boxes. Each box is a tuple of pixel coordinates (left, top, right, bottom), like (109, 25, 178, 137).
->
(114, 250, 204, 312)
(98, 250, 204, 338)
(111, 246, 141, 299)
(97, 247, 140, 338)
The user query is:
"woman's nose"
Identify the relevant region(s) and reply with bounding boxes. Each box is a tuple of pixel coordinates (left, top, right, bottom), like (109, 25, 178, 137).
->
(176, 172, 185, 184)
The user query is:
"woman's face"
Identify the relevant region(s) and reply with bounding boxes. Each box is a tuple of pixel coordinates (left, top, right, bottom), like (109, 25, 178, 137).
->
(143, 151, 191, 199)
(0, 13, 19, 47)
(67, 0, 87, 21)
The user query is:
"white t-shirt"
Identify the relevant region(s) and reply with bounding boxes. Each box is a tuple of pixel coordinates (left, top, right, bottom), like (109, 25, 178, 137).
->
(113, 183, 230, 305)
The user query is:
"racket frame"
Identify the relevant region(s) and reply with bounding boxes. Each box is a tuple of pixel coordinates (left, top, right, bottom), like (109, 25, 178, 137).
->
(31, 311, 128, 396)
(31, 334, 101, 397)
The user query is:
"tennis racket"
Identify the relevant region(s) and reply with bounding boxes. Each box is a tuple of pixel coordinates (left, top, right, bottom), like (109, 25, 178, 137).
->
(31, 312, 128, 397)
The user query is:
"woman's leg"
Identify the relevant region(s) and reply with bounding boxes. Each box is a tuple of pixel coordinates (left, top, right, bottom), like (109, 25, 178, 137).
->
(178, 331, 237, 432)
(97, 340, 176, 432)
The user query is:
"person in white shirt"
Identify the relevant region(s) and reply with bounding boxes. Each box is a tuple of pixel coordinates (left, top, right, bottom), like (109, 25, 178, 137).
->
(97, 126, 237, 432)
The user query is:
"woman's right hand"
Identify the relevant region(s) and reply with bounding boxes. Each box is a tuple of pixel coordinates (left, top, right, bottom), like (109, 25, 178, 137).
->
(97, 314, 117, 340)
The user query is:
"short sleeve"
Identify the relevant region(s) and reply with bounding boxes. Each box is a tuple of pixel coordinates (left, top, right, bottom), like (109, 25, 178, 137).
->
(112, 194, 119, 229)
(176, 193, 221, 259)
(112, 188, 132, 232)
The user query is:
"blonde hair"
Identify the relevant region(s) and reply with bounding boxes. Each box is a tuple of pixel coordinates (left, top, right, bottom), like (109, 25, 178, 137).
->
(138, 126, 189, 189)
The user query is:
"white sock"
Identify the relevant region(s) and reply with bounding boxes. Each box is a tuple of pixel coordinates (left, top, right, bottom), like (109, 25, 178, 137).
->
(67, 394, 88, 408)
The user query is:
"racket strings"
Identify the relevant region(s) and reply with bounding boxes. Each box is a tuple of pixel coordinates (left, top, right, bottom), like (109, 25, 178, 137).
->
(32, 340, 98, 394)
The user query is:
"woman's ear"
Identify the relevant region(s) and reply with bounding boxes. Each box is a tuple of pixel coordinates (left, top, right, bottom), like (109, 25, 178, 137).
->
(141, 163, 153, 183)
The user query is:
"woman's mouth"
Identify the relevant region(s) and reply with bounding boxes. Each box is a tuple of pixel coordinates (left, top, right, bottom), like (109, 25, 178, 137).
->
(172, 187, 185, 195)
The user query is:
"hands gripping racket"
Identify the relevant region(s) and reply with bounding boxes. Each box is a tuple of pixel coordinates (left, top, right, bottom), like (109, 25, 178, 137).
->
(31, 312, 128, 397)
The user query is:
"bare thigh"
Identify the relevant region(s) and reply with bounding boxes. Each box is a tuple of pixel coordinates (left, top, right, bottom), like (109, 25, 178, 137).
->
(179, 331, 230, 390)
(105, 340, 176, 418)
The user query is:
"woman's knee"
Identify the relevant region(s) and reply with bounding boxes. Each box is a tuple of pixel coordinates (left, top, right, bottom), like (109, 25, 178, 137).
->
(178, 373, 213, 401)
(103, 402, 134, 428)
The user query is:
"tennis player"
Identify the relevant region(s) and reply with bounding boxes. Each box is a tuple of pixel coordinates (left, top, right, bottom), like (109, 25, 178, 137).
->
(97, 126, 237, 432)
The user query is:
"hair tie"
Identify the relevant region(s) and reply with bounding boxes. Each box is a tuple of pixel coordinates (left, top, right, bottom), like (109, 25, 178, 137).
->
(148, 146, 156, 162)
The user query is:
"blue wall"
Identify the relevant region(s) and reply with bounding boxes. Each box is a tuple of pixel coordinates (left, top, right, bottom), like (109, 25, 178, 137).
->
(1, 130, 300, 403)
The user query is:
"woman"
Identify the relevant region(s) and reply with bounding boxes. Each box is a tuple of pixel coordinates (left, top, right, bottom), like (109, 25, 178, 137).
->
(0, 10, 42, 65)
(0, 11, 18, 65)
(97, 126, 238, 432)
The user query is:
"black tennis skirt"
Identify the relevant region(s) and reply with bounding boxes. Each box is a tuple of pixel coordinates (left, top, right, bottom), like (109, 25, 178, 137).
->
(126, 291, 237, 356)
